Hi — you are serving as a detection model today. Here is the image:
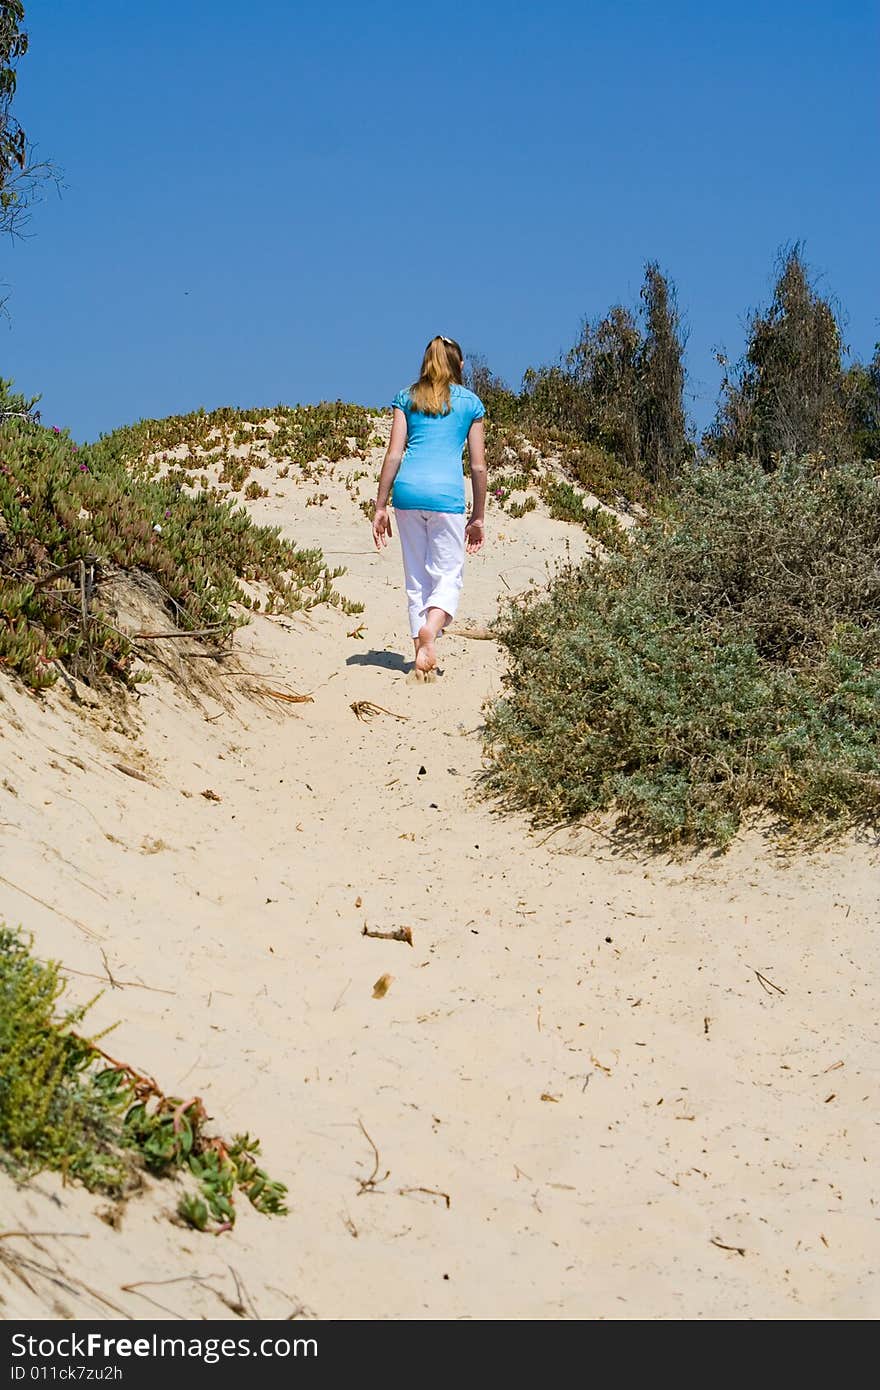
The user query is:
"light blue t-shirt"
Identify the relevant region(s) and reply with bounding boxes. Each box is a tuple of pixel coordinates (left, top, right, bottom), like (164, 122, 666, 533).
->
(390, 383, 486, 513)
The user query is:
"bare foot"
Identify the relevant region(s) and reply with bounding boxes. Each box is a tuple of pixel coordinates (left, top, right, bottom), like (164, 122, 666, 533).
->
(415, 625, 437, 673)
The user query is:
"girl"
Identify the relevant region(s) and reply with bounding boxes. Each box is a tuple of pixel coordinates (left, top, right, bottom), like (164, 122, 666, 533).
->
(372, 335, 487, 676)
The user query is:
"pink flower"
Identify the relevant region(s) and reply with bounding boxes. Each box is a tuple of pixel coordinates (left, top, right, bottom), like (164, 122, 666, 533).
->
(52, 426, 60, 435)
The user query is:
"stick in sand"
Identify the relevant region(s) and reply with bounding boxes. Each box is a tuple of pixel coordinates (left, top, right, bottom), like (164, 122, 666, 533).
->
(362, 924, 413, 946)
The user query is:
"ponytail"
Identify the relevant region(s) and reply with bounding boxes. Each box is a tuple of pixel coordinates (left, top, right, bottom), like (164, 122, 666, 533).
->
(409, 335, 464, 416)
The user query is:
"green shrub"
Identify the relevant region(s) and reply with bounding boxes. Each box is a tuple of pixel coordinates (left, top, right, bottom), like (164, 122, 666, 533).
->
(480, 405, 655, 511)
(0, 927, 130, 1190)
(0, 385, 364, 690)
(107, 400, 374, 477)
(507, 496, 537, 519)
(483, 419, 649, 529)
(644, 455, 880, 661)
(483, 456, 880, 847)
(0, 926, 287, 1230)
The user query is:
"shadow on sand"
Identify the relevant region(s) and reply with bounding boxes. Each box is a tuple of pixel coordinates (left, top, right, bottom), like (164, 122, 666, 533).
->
(346, 649, 411, 673)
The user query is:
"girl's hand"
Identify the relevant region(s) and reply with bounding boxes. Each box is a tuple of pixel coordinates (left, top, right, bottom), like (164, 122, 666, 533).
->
(372, 506, 392, 550)
(465, 516, 485, 554)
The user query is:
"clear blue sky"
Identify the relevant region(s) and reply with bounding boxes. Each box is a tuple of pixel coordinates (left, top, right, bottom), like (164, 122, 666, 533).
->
(4, 0, 878, 441)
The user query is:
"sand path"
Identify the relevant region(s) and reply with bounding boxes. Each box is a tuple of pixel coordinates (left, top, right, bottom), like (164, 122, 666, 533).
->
(1, 432, 878, 1320)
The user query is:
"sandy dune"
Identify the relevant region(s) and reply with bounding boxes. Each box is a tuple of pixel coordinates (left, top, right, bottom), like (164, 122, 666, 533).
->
(1, 425, 878, 1321)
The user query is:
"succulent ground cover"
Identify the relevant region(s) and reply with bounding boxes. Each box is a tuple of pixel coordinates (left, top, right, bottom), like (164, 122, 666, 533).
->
(0, 386, 367, 690)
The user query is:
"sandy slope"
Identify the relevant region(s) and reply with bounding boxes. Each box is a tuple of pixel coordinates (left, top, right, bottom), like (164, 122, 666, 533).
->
(1, 426, 878, 1321)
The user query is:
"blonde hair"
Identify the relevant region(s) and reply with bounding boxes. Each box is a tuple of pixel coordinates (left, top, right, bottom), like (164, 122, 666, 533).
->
(408, 335, 464, 416)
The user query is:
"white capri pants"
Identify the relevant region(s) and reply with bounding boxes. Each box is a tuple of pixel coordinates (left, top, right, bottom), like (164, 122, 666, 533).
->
(394, 508, 466, 639)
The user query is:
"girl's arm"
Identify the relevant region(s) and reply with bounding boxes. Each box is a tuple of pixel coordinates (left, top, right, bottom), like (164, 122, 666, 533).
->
(372, 407, 408, 549)
(465, 419, 487, 553)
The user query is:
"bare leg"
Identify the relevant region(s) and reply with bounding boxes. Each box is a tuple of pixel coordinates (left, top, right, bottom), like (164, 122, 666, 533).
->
(415, 607, 450, 673)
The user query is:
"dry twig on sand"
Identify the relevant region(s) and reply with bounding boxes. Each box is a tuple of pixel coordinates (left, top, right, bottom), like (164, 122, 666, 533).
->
(48, 960, 175, 995)
(255, 687, 313, 704)
(710, 1237, 746, 1256)
(397, 1187, 451, 1209)
(0, 1237, 130, 1318)
(753, 968, 786, 996)
(112, 763, 151, 784)
(133, 627, 229, 640)
(99, 949, 121, 990)
(362, 924, 413, 947)
(0, 1231, 89, 1242)
(332, 979, 351, 1012)
(350, 701, 408, 723)
(355, 1120, 390, 1195)
(121, 1274, 219, 1320)
(445, 623, 498, 641)
(0, 874, 103, 941)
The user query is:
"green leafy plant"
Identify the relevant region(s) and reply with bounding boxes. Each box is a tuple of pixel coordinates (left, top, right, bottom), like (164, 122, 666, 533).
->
(535, 476, 626, 548)
(124, 1102, 288, 1231)
(507, 496, 537, 519)
(0, 384, 364, 690)
(0, 927, 130, 1190)
(0, 925, 288, 1231)
(487, 455, 627, 547)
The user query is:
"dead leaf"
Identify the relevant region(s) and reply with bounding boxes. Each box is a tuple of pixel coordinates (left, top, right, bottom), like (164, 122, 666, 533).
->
(355, 896, 363, 908)
(201, 789, 221, 802)
(372, 973, 393, 999)
(141, 838, 169, 855)
(540, 1093, 560, 1103)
